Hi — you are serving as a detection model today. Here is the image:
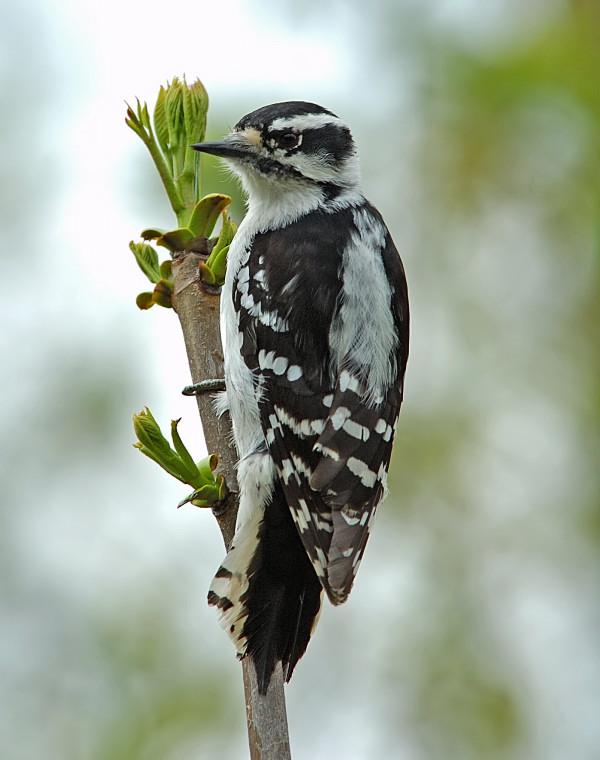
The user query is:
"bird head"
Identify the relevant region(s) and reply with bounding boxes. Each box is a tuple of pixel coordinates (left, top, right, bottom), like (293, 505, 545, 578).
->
(191, 101, 361, 209)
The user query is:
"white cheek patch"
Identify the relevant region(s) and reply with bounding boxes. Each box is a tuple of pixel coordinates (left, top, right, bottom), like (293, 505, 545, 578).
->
(286, 151, 338, 183)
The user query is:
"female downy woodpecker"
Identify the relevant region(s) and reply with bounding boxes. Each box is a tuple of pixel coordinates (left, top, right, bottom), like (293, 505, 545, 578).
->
(192, 102, 409, 694)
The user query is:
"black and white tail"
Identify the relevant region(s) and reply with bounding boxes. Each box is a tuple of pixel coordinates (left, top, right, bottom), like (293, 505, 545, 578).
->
(208, 479, 323, 694)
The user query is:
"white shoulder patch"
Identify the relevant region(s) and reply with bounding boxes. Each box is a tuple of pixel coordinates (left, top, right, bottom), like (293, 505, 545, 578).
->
(328, 207, 398, 403)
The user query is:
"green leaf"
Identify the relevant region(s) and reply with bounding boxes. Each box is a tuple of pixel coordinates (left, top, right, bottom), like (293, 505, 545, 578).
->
(157, 227, 194, 251)
(125, 99, 147, 140)
(208, 244, 229, 286)
(196, 454, 218, 480)
(136, 291, 155, 310)
(142, 100, 152, 130)
(159, 259, 172, 280)
(165, 78, 186, 184)
(177, 487, 207, 508)
(177, 483, 221, 509)
(187, 194, 232, 238)
(133, 407, 170, 452)
(170, 418, 202, 487)
(206, 213, 236, 266)
(199, 261, 215, 285)
(152, 280, 173, 308)
(125, 94, 183, 215)
(203, 213, 236, 285)
(216, 472, 227, 500)
(129, 241, 161, 283)
(133, 409, 192, 484)
(183, 77, 209, 145)
(134, 410, 227, 507)
(153, 84, 169, 158)
(141, 227, 167, 241)
(165, 77, 184, 143)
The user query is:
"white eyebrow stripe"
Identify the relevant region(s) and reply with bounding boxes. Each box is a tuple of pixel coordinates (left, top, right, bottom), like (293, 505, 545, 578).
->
(268, 113, 347, 132)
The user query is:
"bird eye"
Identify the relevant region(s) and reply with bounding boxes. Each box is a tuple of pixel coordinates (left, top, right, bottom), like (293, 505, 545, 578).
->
(278, 132, 300, 149)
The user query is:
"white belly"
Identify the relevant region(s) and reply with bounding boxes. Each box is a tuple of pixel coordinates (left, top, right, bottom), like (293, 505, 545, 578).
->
(220, 221, 264, 459)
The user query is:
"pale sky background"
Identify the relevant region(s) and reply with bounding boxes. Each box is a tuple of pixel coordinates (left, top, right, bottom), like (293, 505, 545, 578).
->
(2, 1, 598, 759)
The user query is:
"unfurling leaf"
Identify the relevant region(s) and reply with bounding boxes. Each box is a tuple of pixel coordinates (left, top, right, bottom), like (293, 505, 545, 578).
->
(157, 227, 195, 251)
(206, 213, 236, 266)
(187, 194, 232, 238)
(153, 84, 169, 157)
(133, 409, 226, 506)
(183, 78, 209, 146)
(171, 418, 202, 484)
(202, 212, 236, 286)
(129, 241, 161, 283)
(209, 244, 229, 286)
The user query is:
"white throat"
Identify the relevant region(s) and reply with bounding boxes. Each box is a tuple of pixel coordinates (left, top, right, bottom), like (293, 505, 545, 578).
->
(233, 164, 326, 232)
(226, 153, 364, 234)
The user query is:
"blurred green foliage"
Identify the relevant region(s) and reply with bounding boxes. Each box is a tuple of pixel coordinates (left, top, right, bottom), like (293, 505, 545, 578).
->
(382, 4, 600, 759)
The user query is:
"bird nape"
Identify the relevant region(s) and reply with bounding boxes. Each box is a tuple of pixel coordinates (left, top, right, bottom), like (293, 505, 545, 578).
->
(192, 101, 409, 694)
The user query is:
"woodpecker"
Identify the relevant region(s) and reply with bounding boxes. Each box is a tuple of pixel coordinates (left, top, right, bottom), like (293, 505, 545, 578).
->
(192, 102, 409, 694)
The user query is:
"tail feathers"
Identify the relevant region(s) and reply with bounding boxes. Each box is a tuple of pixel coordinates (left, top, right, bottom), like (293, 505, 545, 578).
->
(208, 481, 323, 694)
(242, 547, 323, 693)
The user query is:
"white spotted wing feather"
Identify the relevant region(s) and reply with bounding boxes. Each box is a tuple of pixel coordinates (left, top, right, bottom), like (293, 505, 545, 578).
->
(233, 201, 409, 605)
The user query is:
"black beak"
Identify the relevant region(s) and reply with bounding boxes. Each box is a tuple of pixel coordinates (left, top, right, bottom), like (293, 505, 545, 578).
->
(191, 138, 253, 160)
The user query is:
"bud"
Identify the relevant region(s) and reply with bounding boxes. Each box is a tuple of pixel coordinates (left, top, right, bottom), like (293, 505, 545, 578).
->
(203, 213, 237, 286)
(129, 241, 161, 284)
(133, 410, 227, 508)
(132, 408, 190, 483)
(165, 77, 186, 154)
(152, 75, 209, 159)
(183, 78, 209, 146)
(126, 76, 210, 226)
(151, 280, 173, 309)
(153, 85, 169, 159)
(170, 418, 202, 485)
(133, 408, 172, 457)
(155, 77, 208, 202)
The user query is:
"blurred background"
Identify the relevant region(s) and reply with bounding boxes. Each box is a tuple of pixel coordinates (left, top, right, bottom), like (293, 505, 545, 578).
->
(1, 0, 598, 758)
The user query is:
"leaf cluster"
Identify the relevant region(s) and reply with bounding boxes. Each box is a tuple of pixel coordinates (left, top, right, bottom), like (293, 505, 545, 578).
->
(125, 76, 209, 226)
(133, 408, 226, 508)
(129, 193, 236, 309)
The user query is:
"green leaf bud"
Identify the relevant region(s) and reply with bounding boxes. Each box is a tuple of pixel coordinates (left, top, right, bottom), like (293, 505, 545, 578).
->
(187, 194, 232, 238)
(170, 419, 203, 487)
(153, 85, 169, 158)
(129, 241, 161, 283)
(136, 292, 155, 310)
(152, 280, 173, 308)
(133, 409, 193, 484)
(199, 261, 215, 285)
(157, 227, 194, 252)
(141, 227, 167, 241)
(159, 259, 172, 280)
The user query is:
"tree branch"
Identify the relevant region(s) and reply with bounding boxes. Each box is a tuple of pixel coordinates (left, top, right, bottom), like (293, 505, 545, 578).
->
(171, 250, 292, 760)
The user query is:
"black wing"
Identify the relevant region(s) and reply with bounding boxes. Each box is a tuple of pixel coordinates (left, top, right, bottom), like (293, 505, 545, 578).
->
(234, 204, 409, 604)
